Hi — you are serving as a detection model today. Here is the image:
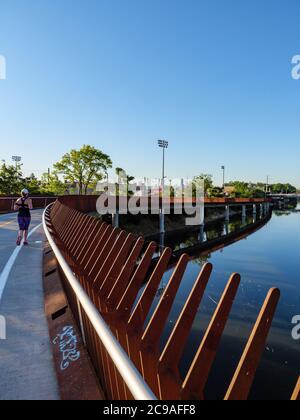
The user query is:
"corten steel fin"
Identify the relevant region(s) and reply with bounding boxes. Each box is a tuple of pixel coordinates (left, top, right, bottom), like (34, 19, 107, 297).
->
(100, 233, 137, 300)
(71, 218, 98, 259)
(224, 288, 281, 400)
(158, 262, 213, 400)
(117, 241, 157, 314)
(107, 237, 145, 309)
(141, 254, 190, 350)
(73, 218, 101, 260)
(81, 223, 110, 270)
(88, 227, 120, 281)
(68, 215, 93, 254)
(46, 198, 292, 401)
(291, 377, 300, 401)
(97, 232, 135, 295)
(127, 247, 173, 334)
(139, 254, 190, 396)
(181, 273, 241, 400)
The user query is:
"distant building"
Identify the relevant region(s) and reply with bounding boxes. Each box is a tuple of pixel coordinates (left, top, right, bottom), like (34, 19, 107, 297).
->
(224, 186, 235, 195)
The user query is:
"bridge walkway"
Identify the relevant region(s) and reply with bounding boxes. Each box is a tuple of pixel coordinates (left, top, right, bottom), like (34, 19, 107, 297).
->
(0, 210, 59, 400)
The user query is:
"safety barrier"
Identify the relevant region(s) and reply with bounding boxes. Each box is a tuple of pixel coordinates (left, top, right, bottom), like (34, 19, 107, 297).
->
(0, 196, 57, 213)
(43, 197, 300, 400)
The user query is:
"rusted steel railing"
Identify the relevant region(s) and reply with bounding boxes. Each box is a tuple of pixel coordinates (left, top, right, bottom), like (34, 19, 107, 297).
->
(44, 197, 299, 400)
(0, 196, 57, 213)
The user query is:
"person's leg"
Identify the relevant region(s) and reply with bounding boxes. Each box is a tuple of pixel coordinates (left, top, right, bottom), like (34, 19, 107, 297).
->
(17, 229, 24, 245)
(23, 218, 31, 245)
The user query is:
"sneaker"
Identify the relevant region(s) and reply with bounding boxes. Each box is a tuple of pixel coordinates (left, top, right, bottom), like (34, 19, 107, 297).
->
(16, 238, 21, 246)
(24, 241, 29, 246)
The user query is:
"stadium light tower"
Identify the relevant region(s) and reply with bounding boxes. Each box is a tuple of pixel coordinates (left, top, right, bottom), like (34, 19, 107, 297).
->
(158, 140, 168, 194)
(221, 165, 225, 192)
(12, 156, 22, 172)
(158, 140, 168, 235)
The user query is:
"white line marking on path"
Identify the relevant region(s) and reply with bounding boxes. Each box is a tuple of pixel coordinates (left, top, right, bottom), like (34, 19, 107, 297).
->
(0, 223, 42, 302)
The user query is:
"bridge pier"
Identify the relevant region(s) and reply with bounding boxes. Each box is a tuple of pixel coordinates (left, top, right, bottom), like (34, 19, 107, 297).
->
(260, 204, 264, 216)
(224, 221, 229, 236)
(225, 205, 230, 222)
(159, 209, 165, 234)
(112, 210, 120, 228)
(199, 224, 205, 243)
(159, 233, 165, 256)
(242, 205, 247, 218)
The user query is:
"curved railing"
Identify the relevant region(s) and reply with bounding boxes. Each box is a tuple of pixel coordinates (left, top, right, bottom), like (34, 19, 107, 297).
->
(43, 204, 156, 400)
(0, 196, 57, 213)
(43, 197, 300, 401)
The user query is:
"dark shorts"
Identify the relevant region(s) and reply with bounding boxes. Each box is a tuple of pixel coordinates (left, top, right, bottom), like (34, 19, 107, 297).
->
(18, 216, 31, 231)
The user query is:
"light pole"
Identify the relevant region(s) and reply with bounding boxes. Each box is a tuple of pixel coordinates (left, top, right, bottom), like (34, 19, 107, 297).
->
(12, 156, 21, 173)
(158, 140, 168, 235)
(158, 140, 168, 193)
(265, 175, 269, 198)
(221, 165, 225, 193)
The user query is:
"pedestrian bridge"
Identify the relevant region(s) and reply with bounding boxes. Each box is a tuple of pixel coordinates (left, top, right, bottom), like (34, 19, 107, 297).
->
(0, 196, 299, 400)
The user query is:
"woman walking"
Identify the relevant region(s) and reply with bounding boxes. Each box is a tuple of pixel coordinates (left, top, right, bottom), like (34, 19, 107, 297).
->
(14, 189, 33, 246)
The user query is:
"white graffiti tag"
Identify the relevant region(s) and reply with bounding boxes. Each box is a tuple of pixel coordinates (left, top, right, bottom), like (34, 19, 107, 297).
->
(53, 326, 80, 370)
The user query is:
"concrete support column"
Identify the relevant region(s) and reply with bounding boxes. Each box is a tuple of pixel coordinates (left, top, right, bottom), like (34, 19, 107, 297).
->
(112, 210, 119, 228)
(242, 205, 246, 218)
(199, 224, 205, 243)
(225, 205, 230, 222)
(159, 209, 165, 234)
(159, 233, 165, 257)
(224, 222, 229, 236)
(253, 204, 257, 215)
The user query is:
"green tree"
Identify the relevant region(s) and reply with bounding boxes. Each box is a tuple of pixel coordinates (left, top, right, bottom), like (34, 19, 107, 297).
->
(115, 167, 135, 196)
(192, 174, 213, 197)
(0, 163, 23, 195)
(23, 173, 41, 195)
(40, 172, 66, 195)
(271, 183, 296, 194)
(54, 145, 112, 195)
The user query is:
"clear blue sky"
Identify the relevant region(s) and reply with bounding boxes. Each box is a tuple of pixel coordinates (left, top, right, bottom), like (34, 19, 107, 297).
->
(0, 0, 299, 186)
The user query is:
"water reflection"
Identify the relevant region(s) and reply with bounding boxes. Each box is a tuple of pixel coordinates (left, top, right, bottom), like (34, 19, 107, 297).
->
(158, 212, 267, 259)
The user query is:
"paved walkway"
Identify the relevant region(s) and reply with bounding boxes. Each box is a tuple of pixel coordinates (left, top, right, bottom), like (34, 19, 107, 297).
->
(0, 210, 59, 400)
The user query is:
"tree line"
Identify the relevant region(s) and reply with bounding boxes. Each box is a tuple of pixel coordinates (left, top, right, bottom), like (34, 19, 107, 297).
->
(0, 145, 112, 196)
(0, 145, 297, 198)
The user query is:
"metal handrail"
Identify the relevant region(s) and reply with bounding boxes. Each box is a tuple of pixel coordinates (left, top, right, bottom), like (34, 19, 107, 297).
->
(42, 204, 157, 401)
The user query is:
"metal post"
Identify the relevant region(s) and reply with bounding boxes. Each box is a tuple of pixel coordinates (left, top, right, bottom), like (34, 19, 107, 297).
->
(112, 209, 120, 228)
(242, 205, 246, 218)
(199, 224, 205, 243)
(158, 140, 168, 235)
(225, 205, 230, 222)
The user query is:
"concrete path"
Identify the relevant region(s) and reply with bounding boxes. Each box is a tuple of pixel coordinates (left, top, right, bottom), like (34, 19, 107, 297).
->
(0, 210, 59, 400)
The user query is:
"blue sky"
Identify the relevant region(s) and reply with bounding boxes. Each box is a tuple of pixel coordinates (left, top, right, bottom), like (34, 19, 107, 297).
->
(0, 0, 299, 186)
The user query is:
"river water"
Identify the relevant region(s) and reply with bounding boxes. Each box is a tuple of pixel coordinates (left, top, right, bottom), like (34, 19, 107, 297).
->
(152, 202, 300, 400)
